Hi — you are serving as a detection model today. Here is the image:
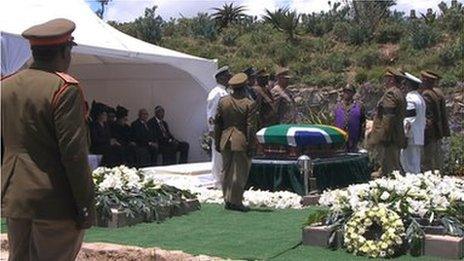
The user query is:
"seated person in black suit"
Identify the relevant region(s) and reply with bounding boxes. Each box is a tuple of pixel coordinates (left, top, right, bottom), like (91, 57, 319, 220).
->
(110, 106, 137, 167)
(89, 104, 124, 167)
(131, 109, 159, 167)
(148, 106, 189, 165)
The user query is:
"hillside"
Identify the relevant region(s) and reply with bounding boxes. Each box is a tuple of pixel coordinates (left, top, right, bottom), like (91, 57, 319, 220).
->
(109, 1, 463, 91)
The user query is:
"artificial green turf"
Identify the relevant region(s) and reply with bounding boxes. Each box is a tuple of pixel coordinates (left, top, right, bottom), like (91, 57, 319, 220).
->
(0, 205, 449, 260)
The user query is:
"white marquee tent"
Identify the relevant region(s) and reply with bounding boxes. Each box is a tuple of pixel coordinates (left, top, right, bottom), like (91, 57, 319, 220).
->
(0, 0, 218, 162)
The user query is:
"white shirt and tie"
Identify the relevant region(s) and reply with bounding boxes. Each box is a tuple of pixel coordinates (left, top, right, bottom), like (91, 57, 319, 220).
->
(401, 90, 426, 173)
(207, 84, 229, 188)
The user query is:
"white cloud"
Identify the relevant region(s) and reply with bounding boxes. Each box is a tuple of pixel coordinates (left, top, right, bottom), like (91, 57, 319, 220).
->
(102, 0, 453, 22)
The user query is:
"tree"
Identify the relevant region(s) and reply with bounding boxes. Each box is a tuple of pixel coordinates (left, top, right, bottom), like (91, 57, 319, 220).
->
(96, 0, 112, 19)
(263, 8, 300, 42)
(109, 6, 164, 45)
(347, 0, 396, 34)
(211, 3, 246, 30)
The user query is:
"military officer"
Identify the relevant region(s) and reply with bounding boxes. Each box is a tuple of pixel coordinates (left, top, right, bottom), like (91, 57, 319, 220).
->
(214, 73, 257, 212)
(1, 19, 95, 260)
(400, 73, 426, 174)
(368, 68, 407, 176)
(243, 67, 258, 100)
(207, 66, 231, 189)
(252, 69, 278, 129)
(421, 70, 450, 172)
(271, 67, 297, 124)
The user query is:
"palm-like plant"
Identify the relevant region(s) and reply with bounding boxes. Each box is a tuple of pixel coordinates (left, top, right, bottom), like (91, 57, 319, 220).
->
(212, 3, 246, 30)
(263, 8, 300, 41)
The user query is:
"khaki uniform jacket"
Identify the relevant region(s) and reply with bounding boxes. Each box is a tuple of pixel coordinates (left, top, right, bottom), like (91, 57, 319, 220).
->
(1, 68, 95, 220)
(251, 85, 277, 129)
(368, 86, 407, 148)
(271, 85, 296, 124)
(214, 92, 257, 152)
(422, 88, 449, 142)
(433, 87, 450, 138)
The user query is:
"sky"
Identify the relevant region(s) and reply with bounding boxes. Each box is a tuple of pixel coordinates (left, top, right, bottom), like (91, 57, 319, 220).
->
(85, 0, 453, 22)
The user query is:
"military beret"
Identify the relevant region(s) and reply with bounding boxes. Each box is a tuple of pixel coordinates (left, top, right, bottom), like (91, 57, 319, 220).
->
(154, 105, 164, 112)
(215, 66, 230, 78)
(22, 18, 76, 46)
(421, 70, 440, 80)
(385, 68, 405, 78)
(228, 73, 248, 87)
(256, 69, 269, 78)
(116, 105, 129, 118)
(275, 67, 290, 77)
(343, 84, 356, 93)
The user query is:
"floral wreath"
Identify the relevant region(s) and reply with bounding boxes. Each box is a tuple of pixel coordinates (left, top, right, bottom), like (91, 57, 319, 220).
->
(344, 206, 405, 258)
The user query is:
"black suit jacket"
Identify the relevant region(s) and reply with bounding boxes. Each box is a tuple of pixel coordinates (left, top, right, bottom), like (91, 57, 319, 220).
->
(131, 119, 156, 146)
(147, 117, 174, 145)
(89, 121, 111, 153)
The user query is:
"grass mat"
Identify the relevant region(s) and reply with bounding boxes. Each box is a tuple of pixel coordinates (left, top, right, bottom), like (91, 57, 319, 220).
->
(1, 204, 443, 260)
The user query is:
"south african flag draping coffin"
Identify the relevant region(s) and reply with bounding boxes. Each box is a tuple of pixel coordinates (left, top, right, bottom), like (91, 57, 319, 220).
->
(255, 124, 348, 159)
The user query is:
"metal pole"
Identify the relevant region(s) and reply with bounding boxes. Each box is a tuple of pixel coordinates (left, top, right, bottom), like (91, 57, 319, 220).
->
(298, 155, 312, 196)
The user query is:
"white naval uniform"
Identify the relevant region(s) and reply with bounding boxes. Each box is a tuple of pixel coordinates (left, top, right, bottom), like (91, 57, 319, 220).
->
(401, 90, 426, 173)
(207, 84, 229, 188)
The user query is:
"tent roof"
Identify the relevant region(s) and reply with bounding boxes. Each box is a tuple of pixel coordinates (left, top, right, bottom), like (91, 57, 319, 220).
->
(0, 0, 217, 90)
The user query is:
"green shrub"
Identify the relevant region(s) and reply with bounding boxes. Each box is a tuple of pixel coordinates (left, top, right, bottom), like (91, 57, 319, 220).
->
(355, 69, 368, 84)
(440, 72, 459, 88)
(348, 24, 370, 45)
(438, 45, 458, 66)
(332, 22, 350, 42)
(325, 52, 351, 72)
(375, 23, 404, 43)
(443, 134, 464, 176)
(408, 22, 440, 50)
(273, 44, 299, 66)
(221, 26, 240, 46)
(302, 71, 346, 87)
(355, 47, 380, 69)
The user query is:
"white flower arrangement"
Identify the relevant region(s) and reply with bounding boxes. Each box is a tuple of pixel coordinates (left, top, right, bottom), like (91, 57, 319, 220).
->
(319, 171, 464, 220)
(345, 206, 405, 258)
(93, 165, 143, 192)
(179, 187, 302, 209)
(314, 171, 464, 258)
(92, 166, 198, 222)
(147, 175, 303, 209)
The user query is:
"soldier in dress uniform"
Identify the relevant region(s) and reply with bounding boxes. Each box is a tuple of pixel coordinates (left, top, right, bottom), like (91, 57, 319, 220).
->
(214, 73, 257, 212)
(420, 70, 450, 172)
(207, 66, 231, 189)
(400, 73, 426, 174)
(243, 67, 258, 100)
(271, 67, 297, 124)
(252, 69, 278, 129)
(1, 19, 94, 260)
(368, 68, 407, 176)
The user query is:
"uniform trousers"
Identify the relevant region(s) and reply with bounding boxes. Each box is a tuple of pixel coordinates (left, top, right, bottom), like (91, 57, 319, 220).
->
(211, 140, 224, 189)
(422, 139, 443, 172)
(400, 144, 422, 174)
(7, 218, 84, 261)
(221, 151, 251, 206)
(379, 144, 402, 176)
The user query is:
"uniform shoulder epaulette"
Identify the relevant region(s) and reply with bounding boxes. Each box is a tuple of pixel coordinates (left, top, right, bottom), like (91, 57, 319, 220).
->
(54, 72, 79, 84)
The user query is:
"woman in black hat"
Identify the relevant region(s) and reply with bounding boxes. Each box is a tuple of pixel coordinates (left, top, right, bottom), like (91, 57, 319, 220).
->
(89, 103, 124, 167)
(110, 106, 137, 167)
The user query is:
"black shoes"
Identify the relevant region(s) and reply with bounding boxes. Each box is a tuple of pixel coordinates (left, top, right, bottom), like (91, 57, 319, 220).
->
(225, 202, 250, 212)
